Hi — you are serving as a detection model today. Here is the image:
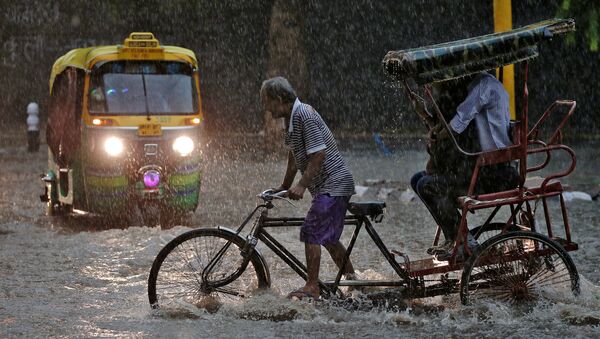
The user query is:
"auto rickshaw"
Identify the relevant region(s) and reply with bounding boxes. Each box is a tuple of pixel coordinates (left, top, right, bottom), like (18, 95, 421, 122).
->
(41, 33, 204, 226)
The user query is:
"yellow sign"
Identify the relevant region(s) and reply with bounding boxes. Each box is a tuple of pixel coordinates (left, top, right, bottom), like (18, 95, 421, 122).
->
(130, 33, 154, 40)
(119, 32, 163, 59)
(127, 40, 158, 48)
(138, 124, 162, 136)
(124, 32, 160, 47)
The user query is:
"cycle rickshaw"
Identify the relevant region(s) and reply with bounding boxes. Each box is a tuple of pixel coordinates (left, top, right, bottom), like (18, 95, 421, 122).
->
(148, 18, 580, 309)
(41, 33, 204, 226)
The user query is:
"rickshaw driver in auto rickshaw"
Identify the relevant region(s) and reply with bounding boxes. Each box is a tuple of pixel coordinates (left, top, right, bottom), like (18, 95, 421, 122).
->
(412, 71, 519, 261)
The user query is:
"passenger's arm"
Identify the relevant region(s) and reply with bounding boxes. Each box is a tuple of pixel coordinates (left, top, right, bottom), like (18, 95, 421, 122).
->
(450, 83, 485, 134)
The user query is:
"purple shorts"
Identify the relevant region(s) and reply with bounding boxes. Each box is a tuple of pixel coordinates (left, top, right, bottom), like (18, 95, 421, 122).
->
(300, 194, 350, 245)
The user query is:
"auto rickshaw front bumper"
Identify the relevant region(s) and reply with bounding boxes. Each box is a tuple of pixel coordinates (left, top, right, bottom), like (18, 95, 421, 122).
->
(82, 127, 202, 216)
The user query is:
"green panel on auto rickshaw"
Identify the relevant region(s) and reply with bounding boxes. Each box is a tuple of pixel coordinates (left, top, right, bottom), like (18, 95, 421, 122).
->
(164, 155, 202, 211)
(86, 175, 129, 187)
(85, 172, 130, 214)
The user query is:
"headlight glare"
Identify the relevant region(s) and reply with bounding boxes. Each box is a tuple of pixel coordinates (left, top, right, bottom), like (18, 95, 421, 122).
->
(104, 136, 124, 156)
(173, 136, 194, 156)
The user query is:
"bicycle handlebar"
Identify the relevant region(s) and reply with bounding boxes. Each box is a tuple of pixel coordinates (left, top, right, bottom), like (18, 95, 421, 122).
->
(258, 189, 289, 201)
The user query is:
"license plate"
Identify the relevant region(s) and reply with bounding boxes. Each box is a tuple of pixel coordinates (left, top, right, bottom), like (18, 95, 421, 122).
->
(138, 124, 162, 136)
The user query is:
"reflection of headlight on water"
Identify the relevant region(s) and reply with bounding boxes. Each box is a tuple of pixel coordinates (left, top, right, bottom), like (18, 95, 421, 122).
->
(104, 137, 124, 156)
(173, 136, 194, 156)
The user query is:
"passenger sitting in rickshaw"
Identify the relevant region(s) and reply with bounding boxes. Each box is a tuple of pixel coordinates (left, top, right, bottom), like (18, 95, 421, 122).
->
(411, 71, 520, 261)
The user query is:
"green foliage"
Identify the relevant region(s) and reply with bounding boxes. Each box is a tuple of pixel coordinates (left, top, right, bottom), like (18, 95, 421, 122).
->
(557, 0, 599, 52)
(587, 8, 599, 51)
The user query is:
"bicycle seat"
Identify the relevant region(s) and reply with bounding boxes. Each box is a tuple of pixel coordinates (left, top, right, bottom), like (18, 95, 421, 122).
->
(348, 201, 386, 218)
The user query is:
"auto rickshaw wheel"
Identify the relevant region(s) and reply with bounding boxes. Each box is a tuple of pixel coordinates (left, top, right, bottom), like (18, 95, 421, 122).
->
(46, 201, 56, 216)
(460, 231, 579, 305)
(45, 182, 59, 216)
(159, 211, 176, 229)
(159, 210, 191, 229)
(138, 202, 161, 227)
(46, 201, 72, 217)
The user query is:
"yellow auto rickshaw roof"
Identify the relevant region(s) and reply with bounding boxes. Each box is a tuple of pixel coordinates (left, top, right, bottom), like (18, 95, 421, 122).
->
(49, 42, 198, 92)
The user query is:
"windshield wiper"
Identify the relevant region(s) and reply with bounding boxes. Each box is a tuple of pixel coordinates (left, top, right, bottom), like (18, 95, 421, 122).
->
(142, 73, 151, 121)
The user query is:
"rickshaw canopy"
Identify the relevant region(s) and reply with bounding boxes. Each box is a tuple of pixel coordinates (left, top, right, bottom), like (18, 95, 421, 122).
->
(49, 32, 198, 92)
(383, 18, 575, 84)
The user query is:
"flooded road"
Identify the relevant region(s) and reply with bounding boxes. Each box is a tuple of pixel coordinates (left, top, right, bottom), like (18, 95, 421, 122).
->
(1, 133, 600, 338)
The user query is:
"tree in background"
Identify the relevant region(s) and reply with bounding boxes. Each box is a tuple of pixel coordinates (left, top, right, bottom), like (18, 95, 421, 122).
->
(557, 0, 599, 52)
(264, 0, 309, 149)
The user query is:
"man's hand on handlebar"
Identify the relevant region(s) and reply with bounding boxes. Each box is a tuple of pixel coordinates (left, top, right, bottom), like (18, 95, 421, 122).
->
(272, 186, 287, 194)
(265, 184, 304, 201)
(271, 184, 305, 200)
(287, 184, 306, 201)
(260, 188, 288, 200)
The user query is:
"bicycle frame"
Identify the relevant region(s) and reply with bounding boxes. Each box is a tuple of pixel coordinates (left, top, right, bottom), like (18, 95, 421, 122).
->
(230, 199, 423, 299)
(260, 216, 414, 297)
(207, 199, 411, 297)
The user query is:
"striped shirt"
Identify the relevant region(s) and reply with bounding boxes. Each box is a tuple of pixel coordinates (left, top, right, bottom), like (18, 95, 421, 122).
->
(284, 98, 355, 197)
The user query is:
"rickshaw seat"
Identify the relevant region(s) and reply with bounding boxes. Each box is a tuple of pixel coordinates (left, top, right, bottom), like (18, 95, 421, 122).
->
(459, 176, 563, 208)
(474, 145, 524, 167)
(348, 201, 386, 218)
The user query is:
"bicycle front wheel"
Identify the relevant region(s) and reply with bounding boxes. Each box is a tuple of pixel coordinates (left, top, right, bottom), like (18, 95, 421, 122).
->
(148, 228, 270, 310)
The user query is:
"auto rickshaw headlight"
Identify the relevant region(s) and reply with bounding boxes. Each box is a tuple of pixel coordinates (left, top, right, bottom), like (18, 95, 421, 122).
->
(104, 137, 124, 156)
(173, 136, 194, 156)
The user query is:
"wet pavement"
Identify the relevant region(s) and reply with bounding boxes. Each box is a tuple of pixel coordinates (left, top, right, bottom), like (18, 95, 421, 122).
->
(1, 132, 600, 338)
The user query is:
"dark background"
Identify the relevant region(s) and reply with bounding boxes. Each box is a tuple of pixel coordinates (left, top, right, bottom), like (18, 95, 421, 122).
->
(1, 0, 597, 136)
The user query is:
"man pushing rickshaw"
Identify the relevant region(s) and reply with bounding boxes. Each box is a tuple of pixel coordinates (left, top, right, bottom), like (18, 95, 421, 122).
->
(148, 18, 581, 309)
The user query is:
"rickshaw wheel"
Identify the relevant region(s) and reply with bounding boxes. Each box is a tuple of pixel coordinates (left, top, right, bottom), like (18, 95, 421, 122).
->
(460, 231, 579, 306)
(469, 222, 527, 243)
(148, 228, 270, 311)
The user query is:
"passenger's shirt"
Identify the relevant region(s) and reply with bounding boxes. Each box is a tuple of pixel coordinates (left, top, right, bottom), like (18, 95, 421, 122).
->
(284, 98, 355, 197)
(449, 72, 512, 151)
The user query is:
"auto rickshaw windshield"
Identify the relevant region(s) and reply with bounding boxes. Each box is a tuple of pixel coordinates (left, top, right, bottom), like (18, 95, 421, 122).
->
(88, 60, 198, 115)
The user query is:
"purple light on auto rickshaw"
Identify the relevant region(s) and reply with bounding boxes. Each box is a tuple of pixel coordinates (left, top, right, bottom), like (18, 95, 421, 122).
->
(143, 170, 160, 188)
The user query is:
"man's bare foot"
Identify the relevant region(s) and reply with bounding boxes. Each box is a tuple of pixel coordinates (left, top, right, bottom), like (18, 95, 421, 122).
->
(287, 285, 320, 300)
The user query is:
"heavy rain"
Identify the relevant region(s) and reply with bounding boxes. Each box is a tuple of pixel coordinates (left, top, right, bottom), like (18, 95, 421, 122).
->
(1, 1, 600, 338)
